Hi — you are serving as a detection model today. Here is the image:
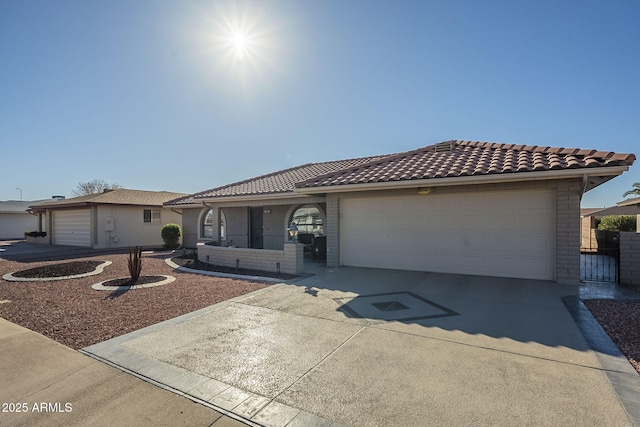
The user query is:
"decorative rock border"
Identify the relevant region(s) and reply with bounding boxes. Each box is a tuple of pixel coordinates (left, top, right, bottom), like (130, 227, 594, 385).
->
(2, 261, 113, 282)
(165, 258, 284, 283)
(91, 275, 176, 291)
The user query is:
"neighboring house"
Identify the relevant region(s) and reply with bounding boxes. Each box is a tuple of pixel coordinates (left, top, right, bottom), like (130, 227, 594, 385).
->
(581, 199, 640, 248)
(166, 140, 635, 284)
(29, 189, 186, 248)
(0, 200, 43, 239)
(616, 197, 640, 232)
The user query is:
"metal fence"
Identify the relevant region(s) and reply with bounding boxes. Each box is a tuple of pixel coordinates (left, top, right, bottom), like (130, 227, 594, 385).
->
(580, 230, 620, 283)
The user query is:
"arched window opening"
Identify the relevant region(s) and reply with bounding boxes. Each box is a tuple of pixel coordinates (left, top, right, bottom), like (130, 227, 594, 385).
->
(201, 209, 214, 239)
(291, 205, 323, 236)
(201, 209, 226, 240)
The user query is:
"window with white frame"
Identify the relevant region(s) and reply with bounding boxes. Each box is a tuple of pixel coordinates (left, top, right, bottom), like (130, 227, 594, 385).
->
(143, 209, 161, 223)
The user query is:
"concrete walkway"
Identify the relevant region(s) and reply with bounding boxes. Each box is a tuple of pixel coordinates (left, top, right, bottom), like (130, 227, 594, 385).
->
(81, 266, 640, 426)
(0, 318, 251, 426)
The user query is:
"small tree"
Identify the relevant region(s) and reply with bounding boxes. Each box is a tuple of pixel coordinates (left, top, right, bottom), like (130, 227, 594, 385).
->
(161, 223, 182, 249)
(623, 182, 640, 198)
(597, 215, 637, 232)
(72, 179, 122, 196)
(128, 246, 143, 283)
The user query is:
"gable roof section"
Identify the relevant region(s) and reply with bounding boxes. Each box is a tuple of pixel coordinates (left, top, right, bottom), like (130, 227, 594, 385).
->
(618, 196, 640, 207)
(30, 189, 187, 210)
(165, 156, 390, 206)
(296, 140, 635, 190)
(581, 205, 640, 218)
(0, 200, 49, 213)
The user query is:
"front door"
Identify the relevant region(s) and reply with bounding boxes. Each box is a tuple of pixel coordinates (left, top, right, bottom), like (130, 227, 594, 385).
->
(250, 207, 263, 249)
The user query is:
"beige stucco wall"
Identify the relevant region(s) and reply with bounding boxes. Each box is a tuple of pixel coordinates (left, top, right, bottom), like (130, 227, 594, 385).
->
(0, 213, 38, 239)
(324, 178, 581, 284)
(94, 205, 182, 249)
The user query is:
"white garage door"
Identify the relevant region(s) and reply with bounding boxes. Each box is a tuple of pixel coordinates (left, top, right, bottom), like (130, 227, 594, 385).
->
(53, 210, 91, 247)
(340, 189, 555, 280)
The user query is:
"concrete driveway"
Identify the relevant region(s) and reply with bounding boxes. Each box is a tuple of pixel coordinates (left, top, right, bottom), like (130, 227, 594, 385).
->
(83, 265, 640, 426)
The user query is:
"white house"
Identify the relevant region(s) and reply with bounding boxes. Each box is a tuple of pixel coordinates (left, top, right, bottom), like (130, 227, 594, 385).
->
(29, 189, 186, 248)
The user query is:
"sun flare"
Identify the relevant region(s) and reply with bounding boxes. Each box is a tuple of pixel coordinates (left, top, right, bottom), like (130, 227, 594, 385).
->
(190, 2, 280, 87)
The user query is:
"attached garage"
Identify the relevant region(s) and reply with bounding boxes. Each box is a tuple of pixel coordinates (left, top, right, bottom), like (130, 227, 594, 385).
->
(340, 189, 556, 280)
(53, 209, 91, 246)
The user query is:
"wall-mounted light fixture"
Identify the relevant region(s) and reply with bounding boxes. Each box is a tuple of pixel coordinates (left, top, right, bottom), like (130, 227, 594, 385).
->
(288, 221, 299, 243)
(417, 187, 431, 195)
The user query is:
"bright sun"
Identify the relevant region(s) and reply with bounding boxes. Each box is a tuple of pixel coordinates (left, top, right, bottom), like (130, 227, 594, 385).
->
(193, 2, 279, 86)
(230, 30, 249, 60)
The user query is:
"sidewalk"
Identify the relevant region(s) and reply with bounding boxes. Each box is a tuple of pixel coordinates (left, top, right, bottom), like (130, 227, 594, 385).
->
(0, 318, 251, 427)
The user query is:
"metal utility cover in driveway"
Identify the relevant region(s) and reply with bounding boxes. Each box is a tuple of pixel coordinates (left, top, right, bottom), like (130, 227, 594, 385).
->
(335, 291, 459, 321)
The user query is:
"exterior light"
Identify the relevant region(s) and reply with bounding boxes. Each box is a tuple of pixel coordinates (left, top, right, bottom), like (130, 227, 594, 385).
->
(288, 221, 299, 243)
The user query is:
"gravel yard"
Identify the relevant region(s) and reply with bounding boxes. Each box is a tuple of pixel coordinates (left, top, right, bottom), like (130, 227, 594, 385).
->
(583, 299, 640, 375)
(0, 253, 267, 349)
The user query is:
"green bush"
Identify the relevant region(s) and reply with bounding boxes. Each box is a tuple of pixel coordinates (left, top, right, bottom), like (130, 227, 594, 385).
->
(597, 215, 637, 232)
(161, 223, 182, 249)
(24, 231, 46, 238)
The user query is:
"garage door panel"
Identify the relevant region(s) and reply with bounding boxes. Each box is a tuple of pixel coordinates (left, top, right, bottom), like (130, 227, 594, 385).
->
(53, 210, 91, 247)
(340, 190, 555, 280)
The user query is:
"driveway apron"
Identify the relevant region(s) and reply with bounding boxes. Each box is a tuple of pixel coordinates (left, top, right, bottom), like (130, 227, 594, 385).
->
(83, 266, 640, 426)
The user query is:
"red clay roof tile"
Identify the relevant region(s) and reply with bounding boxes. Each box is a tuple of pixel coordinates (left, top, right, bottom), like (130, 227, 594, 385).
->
(165, 140, 635, 205)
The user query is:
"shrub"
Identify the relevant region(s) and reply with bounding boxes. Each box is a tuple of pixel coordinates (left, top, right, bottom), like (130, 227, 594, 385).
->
(597, 215, 637, 232)
(24, 231, 46, 238)
(161, 223, 182, 249)
(128, 246, 143, 282)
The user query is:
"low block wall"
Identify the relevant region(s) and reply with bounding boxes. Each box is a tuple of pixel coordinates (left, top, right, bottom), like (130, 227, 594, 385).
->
(620, 232, 640, 287)
(25, 236, 49, 244)
(198, 243, 303, 275)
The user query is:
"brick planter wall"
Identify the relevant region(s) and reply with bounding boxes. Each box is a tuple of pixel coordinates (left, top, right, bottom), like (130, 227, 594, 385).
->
(198, 243, 303, 275)
(620, 232, 640, 287)
(25, 235, 48, 244)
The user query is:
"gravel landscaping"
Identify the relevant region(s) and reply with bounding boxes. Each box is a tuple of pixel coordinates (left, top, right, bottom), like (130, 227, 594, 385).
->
(583, 299, 640, 375)
(0, 253, 267, 349)
(11, 260, 104, 278)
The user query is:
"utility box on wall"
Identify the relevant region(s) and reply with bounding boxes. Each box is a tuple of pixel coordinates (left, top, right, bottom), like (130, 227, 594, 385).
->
(105, 217, 114, 232)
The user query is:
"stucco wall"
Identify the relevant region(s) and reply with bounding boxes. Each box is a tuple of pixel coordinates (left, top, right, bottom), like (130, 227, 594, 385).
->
(0, 213, 38, 239)
(581, 216, 596, 250)
(222, 207, 248, 248)
(324, 178, 581, 284)
(95, 206, 182, 249)
(182, 208, 201, 248)
(263, 205, 290, 250)
(620, 232, 640, 287)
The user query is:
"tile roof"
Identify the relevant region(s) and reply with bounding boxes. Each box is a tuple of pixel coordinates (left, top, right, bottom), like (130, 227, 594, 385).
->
(165, 156, 390, 206)
(296, 140, 636, 189)
(30, 189, 187, 210)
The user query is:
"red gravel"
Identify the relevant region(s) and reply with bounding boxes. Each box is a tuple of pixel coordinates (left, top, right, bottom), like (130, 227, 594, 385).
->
(11, 260, 104, 278)
(0, 253, 267, 349)
(583, 299, 640, 375)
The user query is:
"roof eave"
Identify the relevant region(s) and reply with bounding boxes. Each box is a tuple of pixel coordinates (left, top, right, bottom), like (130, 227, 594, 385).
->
(195, 191, 318, 204)
(293, 166, 631, 195)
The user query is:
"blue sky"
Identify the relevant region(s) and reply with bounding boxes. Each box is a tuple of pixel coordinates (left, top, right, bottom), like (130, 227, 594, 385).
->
(1, 0, 638, 207)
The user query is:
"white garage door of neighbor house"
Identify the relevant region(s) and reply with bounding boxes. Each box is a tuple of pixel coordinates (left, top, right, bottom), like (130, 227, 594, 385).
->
(340, 189, 556, 280)
(53, 210, 91, 247)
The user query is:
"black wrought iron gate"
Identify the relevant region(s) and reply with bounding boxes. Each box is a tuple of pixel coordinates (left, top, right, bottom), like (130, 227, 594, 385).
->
(580, 230, 620, 283)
